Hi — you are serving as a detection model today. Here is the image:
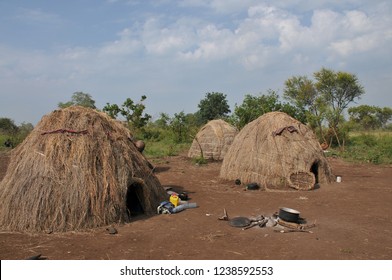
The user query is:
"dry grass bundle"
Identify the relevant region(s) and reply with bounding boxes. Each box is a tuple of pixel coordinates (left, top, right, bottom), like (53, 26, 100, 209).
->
(188, 119, 238, 160)
(220, 112, 334, 190)
(0, 106, 167, 232)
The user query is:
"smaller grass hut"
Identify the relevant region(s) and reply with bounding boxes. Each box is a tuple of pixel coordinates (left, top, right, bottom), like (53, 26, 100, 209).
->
(0, 106, 167, 232)
(188, 119, 238, 160)
(220, 112, 334, 190)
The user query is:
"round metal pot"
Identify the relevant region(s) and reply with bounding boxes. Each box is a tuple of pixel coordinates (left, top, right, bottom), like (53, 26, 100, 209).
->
(279, 207, 300, 223)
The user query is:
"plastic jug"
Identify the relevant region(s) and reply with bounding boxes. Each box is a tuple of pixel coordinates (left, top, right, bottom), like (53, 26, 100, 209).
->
(170, 194, 179, 207)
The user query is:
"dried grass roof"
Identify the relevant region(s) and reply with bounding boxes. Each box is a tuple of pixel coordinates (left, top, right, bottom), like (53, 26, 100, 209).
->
(188, 119, 238, 160)
(0, 106, 166, 232)
(220, 112, 334, 190)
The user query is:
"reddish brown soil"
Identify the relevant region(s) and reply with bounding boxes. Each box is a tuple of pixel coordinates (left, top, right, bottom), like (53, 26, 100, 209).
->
(0, 151, 391, 260)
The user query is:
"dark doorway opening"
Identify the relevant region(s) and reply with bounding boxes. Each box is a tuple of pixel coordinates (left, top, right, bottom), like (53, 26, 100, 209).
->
(126, 183, 144, 218)
(310, 160, 319, 184)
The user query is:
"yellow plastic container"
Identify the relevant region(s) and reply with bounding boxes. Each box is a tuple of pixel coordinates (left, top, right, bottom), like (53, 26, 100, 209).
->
(170, 194, 179, 207)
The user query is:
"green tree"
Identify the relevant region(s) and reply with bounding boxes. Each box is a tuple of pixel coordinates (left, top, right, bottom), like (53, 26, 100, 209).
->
(283, 68, 365, 146)
(58, 92, 96, 109)
(315, 68, 365, 141)
(197, 92, 231, 124)
(284, 75, 327, 141)
(155, 113, 170, 128)
(102, 103, 121, 119)
(103, 95, 151, 130)
(377, 107, 392, 129)
(231, 90, 303, 129)
(0, 118, 18, 134)
(348, 105, 392, 130)
(170, 111, 187, 143)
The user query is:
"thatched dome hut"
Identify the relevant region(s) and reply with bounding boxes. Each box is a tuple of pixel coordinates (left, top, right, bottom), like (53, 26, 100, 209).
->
(188, 119, 238, 160)
(220, 112, 334, 190)
(0, 106, 167, 232)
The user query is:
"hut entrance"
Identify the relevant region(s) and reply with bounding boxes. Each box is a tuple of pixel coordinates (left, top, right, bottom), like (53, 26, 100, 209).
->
(126, 182, 144, 217)
(310, 161, 319, 184)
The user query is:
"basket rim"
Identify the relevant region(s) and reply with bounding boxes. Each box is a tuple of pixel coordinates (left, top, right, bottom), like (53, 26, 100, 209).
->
(287, 171, 316, 190)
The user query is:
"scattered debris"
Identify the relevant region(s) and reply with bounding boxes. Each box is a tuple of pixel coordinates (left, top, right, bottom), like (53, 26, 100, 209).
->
(106, 226, 118, 235)
(242, 217, 268, 230)
(265, 217, 277, 227)
(219, 207, 317, 234)
(277, 218, 316, 231)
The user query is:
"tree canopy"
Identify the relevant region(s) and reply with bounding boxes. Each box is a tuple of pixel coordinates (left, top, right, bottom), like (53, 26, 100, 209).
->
(197, 92, 231, 124)
(103, 95, 151, 130)
(58, 92, 96, 109)
(284, 68, 365, 145)
(0, 118, 18, 134)
(231, 90, 305, 129)
(348, 105, 392, 130)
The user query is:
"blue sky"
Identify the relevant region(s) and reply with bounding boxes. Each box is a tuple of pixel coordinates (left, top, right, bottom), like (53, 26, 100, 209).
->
(1, 0, 392, 125)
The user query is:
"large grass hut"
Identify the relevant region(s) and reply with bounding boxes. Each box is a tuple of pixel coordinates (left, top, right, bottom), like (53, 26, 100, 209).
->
(220, 112, 334, 190)
(188, 119, 238, 160)
(0, 106, 167, 232)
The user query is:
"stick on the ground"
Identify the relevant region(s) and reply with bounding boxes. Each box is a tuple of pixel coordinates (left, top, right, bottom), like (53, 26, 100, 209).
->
(218, 208, 229, 220)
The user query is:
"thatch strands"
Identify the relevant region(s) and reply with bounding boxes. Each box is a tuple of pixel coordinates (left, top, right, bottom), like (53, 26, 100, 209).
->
(188, 119, 238, 160)
(0, 106, 167, 232)
(220, 112, 334, 190)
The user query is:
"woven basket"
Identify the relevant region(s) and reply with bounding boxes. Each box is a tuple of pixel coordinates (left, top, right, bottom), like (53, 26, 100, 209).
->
(288, 171, 316, 191)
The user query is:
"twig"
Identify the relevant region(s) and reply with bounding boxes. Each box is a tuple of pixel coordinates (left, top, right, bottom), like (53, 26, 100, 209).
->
(274, 229, 313, 234)
(218, 208, 229, 221)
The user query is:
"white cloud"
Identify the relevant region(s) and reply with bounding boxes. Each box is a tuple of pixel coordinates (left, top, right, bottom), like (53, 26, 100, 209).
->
(4, 3, 391, 75)
(99, 29, 142, 56)
(141, 18, 194, 55)
(330, 34, 379, 57)
(1, 1, 392, 124)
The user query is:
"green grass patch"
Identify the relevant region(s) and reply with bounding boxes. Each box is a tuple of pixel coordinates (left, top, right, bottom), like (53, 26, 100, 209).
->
(143, 140, 190, 158)
(349, 130, 392, 138)
(191, 156, 208, 165)
(336, 132, 392, 164)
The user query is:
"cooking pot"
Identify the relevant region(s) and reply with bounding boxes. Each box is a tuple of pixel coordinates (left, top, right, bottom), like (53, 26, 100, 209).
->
(279, 207, 300, 223)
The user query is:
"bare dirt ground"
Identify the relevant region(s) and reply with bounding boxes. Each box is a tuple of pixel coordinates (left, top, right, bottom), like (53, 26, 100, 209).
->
(0, 151, 391, 260)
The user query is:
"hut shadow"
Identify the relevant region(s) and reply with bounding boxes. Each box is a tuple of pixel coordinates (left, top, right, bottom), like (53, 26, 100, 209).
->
(153, 166, 171, 173)
(163, 184, 196, 200)
(126, 213, 154, 223)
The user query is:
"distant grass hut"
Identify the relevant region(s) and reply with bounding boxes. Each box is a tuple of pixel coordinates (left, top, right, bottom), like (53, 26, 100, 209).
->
(220, 112, 334, 190)
(188, 119, 238, 161)
(0, 106, 167, 232)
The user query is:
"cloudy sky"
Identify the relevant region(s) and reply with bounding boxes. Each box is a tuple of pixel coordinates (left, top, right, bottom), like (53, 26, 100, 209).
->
(1, 0, 391, 125)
